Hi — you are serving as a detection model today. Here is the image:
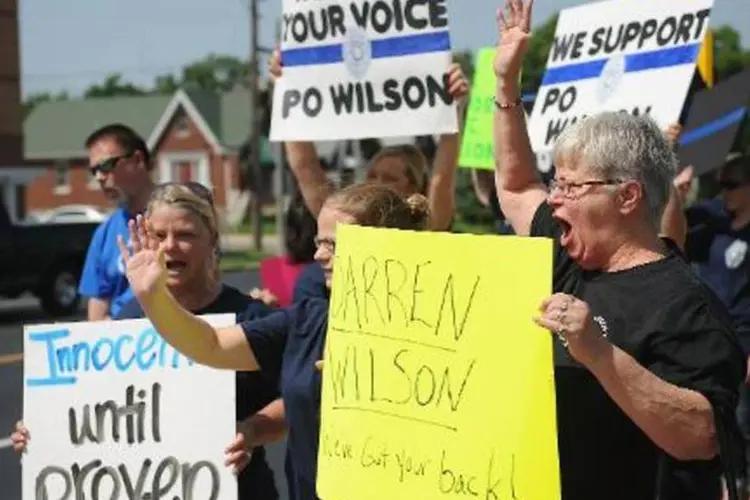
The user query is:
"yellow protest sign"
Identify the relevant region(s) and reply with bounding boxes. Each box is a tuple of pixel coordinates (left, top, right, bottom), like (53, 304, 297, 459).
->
(459, 48, 498, 170)
(317, 225, 560, 500)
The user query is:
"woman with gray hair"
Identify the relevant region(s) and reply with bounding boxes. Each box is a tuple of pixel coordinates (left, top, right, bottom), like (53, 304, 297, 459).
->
(491, 1, 745, 499)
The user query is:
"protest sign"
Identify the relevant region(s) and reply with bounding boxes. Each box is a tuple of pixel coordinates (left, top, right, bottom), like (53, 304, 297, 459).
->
(269, 0, 458, 142)
(317, 226, 559, 500)
(459, 48, 497, 170)
(22, 315, 237, 500)
(527, 0, 714, 153)
(679, 67, 750, 175)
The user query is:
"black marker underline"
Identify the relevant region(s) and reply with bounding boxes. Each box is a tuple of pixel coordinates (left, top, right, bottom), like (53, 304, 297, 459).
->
(331, 406, 458, 432)
(329, 327, 456, 353)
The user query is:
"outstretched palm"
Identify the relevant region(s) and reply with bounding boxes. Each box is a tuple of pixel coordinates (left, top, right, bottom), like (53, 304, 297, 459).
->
(117, 215, 166, 299)
(494, 0, 533, 80)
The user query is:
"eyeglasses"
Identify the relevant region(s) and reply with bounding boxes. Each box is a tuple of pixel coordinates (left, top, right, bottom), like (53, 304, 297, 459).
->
(719, 179, 745, 191)
(313, 236, 336, 253)
(89, 153, 132, 176)
(548, 179, 622, 198)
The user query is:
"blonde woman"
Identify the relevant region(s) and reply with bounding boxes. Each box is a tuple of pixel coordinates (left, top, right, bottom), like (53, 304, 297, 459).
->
(14, 182, 285, 500)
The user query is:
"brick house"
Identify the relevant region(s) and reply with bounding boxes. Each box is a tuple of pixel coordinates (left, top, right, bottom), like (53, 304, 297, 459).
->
(23, 88, 274, 220)
(0, 0, 43, 222)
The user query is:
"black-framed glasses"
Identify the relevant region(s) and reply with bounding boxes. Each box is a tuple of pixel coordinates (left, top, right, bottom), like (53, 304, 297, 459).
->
(313, 236, 336, 252)
(549, 179, 622, 198)
(89, 153, 132, 176)
(719, 179, 746, 191)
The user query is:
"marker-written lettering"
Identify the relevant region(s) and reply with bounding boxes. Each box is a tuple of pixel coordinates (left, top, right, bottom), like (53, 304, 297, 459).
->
(330, 255, 481, 343)
(26, 328, 194, 387)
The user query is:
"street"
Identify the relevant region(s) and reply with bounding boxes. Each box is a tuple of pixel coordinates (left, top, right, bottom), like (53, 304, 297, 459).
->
(0, 271, 289, 500)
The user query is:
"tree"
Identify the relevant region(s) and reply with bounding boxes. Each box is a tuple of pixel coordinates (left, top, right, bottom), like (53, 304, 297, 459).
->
(83, 74, 147, 98)
(173, 54, 250, 93)
(521, 14, 558, 93)
(23, 91, 69, 117)
(453, 50, 475, 82)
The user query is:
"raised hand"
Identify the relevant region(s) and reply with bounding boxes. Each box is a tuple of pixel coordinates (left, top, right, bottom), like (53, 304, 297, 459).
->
(494, 0, 534, 81)
(117, 215, 166, 301)
(268, 47, 283, 80)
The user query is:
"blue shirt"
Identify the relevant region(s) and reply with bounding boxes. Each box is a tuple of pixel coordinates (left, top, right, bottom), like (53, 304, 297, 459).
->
(241, 298, 329, 500)
(116, 285, 281, 500)
(78, 208, 134, 318)
(292, 263, 328, 303)
(686, 198, 750, 351)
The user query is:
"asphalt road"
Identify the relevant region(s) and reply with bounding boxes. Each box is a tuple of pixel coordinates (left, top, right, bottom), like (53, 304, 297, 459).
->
(0, 270, 290, 500)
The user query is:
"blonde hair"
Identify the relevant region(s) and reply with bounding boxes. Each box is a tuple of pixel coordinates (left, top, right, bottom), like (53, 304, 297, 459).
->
(324, 182, 430, 231)
(147, 182, 220, 279)
(369, 145, 430, 195)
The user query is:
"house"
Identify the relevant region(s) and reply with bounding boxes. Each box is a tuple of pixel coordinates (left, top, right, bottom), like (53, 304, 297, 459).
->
(23, 88, 275, 220)
(23, 85, 437, 222)
(0, 0, 44, 222)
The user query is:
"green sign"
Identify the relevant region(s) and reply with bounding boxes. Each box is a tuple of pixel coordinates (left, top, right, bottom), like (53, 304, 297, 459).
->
(459, 48, 498, 170)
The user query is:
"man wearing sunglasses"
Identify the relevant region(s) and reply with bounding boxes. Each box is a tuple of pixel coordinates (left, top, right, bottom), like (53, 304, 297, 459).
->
(78, 124, 155, 320)
(683, 152, 750, 493)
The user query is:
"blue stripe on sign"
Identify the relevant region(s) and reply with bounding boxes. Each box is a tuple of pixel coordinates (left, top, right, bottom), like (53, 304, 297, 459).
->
(680, 107, 748, 146)
(541, 43, 701, 86)
(281, 30, 451, 68)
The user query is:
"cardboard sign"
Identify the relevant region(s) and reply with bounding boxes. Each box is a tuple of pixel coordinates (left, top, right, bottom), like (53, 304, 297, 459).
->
(459, 48, 498, 170)
(317, 226, 559, 500)
(22, 315, 238, 500)
(270, 0, 459, 142)
(679, 67, 750, 175)
(527, 0, 714, 153)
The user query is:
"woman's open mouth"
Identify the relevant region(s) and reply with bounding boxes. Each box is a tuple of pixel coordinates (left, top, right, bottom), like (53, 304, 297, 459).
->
(558, 219, 573, 247)
(165, 260, 187, 274)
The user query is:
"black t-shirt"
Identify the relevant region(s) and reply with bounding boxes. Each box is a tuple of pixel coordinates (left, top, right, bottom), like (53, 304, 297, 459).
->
(530, 203, 744, 500)
(116, 286, 280, 500)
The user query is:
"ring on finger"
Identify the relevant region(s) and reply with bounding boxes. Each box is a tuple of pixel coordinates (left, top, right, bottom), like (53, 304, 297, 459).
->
(556, 328, 569, 348)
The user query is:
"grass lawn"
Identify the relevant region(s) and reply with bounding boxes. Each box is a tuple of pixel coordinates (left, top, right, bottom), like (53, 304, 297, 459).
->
(219, 249, 269, 273)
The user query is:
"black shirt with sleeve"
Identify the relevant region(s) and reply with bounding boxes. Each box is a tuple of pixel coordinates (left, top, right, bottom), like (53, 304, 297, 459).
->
(530, 202, 745, 500)
(116, 285, 280, 500)
(240, 298, 329, 500)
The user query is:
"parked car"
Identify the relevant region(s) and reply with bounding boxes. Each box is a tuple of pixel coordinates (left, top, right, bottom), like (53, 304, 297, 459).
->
(0, 201, 99, 316)
(42, 204, 107, 224)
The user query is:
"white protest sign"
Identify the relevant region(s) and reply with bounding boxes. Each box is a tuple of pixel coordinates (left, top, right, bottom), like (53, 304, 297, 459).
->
(270, 0, 459, 142)
(22, 315, 238, 500)
(527, 0, 714, 153)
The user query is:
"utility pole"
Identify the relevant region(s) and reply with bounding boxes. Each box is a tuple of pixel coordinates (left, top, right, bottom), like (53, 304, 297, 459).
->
(248, 0, 263, 251)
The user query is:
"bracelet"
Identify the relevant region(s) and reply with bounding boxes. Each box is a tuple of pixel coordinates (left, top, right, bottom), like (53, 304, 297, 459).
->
(494, 98, 523, 110)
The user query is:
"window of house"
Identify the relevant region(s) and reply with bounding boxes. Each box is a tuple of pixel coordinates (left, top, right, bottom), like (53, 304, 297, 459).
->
(54, 161, 71, 195)
(87, 167, 99, 190)
(174, 115, 190, 138)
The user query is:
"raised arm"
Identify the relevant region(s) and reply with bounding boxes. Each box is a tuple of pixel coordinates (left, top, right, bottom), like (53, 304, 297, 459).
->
(269, 48, 332, 216)
(118, 216, 261, 371)
(492, 0, 547, 236)
(427, 64, 469, 231)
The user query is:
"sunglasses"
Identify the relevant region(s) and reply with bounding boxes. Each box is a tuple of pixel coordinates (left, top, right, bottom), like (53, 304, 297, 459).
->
(155, 181, 215, 205)
(719, 179, 746, 191)
(88, 153, 133, 176)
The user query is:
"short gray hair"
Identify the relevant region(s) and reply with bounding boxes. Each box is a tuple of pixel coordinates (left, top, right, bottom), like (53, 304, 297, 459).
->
(553, 112, 677, 228)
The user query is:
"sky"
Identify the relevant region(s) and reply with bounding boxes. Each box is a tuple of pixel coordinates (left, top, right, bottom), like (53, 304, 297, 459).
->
(19, 0, 750, 98)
